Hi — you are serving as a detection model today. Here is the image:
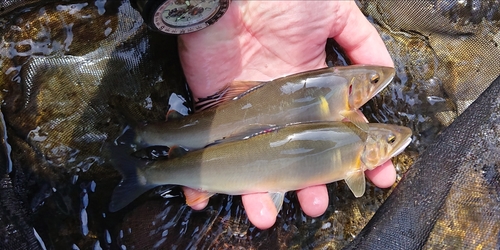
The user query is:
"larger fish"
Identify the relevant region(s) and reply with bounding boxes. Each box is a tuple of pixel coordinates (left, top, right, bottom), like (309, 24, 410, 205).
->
(109, 121, 412, 212)
(133, 65, 395, 150)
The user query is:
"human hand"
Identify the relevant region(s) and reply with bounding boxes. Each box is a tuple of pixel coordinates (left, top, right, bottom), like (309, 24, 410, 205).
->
(178, 0, 395, 229)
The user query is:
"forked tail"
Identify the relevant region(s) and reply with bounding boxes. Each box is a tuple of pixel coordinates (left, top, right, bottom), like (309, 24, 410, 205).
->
(107, 127, 158, 212)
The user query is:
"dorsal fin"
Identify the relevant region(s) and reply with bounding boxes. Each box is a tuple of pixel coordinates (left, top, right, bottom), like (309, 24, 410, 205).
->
(195, 81, 265, 112)
(231, 81, 268, 100)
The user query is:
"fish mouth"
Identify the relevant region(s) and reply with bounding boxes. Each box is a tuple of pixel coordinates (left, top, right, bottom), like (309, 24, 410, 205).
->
(371, 67, 395, 98)
(390, 137, 412, 158)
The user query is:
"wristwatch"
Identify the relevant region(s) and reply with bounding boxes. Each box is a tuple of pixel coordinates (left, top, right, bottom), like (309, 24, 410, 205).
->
(131, 0, 231, 34)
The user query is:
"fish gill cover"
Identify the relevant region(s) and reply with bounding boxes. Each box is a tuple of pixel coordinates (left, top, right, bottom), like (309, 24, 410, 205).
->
(0, 0, 498, 249)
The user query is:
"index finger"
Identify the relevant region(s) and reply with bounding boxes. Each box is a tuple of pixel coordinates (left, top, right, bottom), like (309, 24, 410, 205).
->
(331, 2, 393, 67)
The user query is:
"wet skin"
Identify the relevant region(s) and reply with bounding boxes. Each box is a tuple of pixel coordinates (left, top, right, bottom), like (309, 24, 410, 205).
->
(178, 1, 395, 229)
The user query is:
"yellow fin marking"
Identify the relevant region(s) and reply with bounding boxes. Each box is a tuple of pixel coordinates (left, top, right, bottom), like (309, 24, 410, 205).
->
(319, 96, 330, 118)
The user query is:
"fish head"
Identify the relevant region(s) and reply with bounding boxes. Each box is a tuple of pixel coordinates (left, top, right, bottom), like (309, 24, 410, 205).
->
(361, 124, 412, 170)
(333, 65, 395, 109)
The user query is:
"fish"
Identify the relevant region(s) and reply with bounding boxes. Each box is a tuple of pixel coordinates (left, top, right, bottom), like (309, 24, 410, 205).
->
(133, 65, 395, 150)
(109, 121, 412, 212)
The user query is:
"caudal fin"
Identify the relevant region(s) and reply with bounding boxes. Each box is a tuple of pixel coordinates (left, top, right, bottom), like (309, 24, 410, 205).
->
(108, 128, 158, 212)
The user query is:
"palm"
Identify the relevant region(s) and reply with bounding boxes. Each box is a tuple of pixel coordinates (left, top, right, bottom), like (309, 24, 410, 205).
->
(178, 1, 394, 229)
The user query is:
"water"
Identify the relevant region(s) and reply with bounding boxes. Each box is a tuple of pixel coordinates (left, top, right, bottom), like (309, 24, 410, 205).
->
(1, 0, 499, 249)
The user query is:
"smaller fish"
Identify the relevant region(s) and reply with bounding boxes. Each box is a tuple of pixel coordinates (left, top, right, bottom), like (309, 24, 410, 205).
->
(109, 122, 412, 213)
(133, 65, 395, 150)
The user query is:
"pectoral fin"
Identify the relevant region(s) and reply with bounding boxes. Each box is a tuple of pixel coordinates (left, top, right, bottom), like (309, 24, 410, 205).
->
(344, 170, 366, 198)
(269, 192, 285, 212)
(340, 110, 369, 132)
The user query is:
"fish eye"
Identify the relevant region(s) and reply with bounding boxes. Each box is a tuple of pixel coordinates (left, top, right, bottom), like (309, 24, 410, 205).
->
(370, 74, 380, 84)
(387, 135, 396, 144)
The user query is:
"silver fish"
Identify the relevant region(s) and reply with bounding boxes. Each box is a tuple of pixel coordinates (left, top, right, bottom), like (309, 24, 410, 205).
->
(109, 121, 412, 212)
(133, 65, 395, 150)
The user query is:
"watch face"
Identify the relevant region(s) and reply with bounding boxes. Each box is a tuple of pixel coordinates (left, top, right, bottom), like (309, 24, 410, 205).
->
(152, 0, 230, 34)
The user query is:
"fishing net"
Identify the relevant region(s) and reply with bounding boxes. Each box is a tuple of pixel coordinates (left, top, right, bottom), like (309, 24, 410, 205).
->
(346, 70, 500, 250)
(0, 0, 498, 249)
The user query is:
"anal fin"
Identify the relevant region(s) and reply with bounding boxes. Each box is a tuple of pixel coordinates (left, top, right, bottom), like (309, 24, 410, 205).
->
(184, 189, 216, 206)
(168, 145, 189, 158)
(166, 110, 184, 121)
(344, 170, 366, 198)
(269, 192, 285, 212)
